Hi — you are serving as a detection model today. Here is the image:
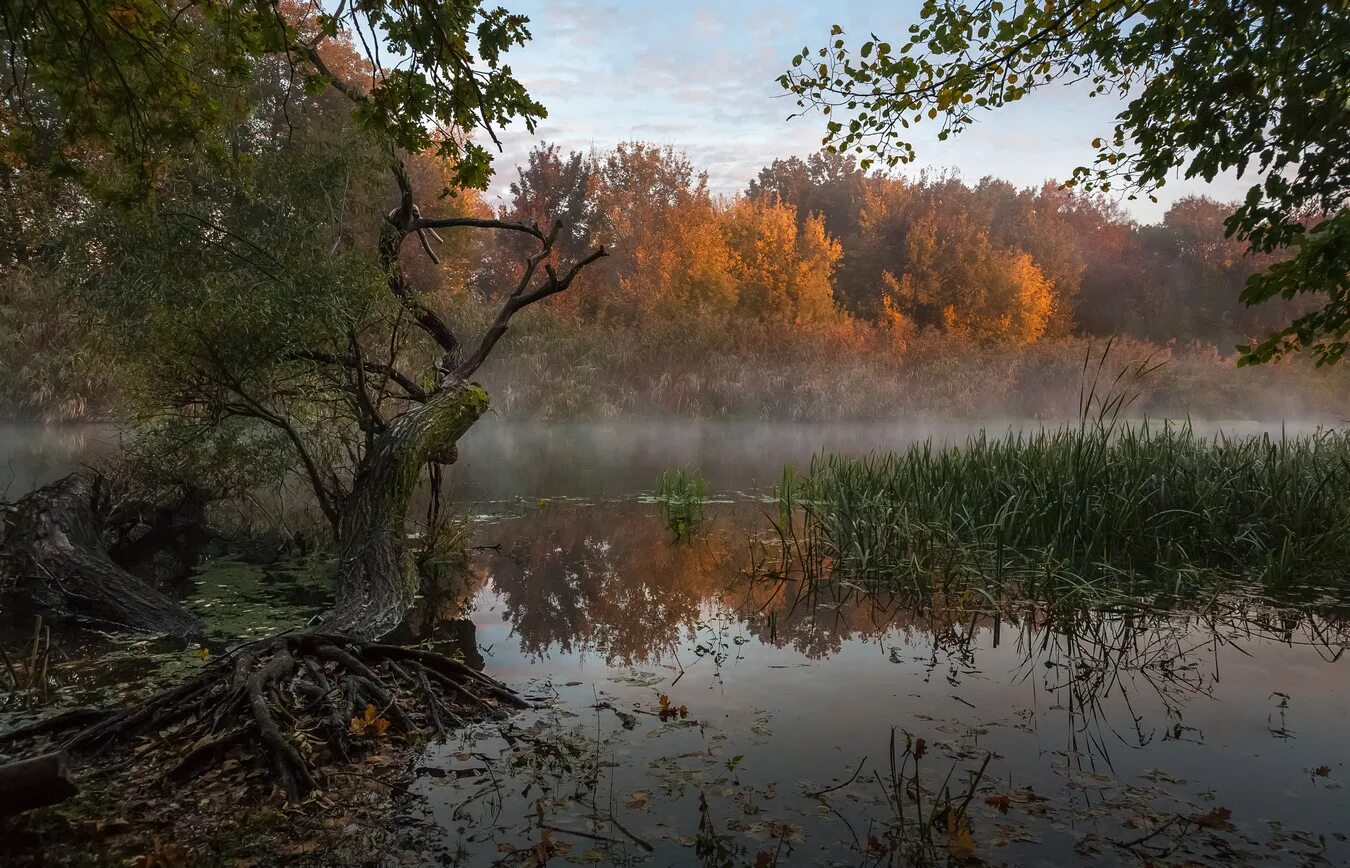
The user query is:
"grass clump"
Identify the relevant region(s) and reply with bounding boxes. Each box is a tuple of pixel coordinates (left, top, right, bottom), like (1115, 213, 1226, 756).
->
(655, 467, 708, 540)
(771, 419, 1350, 603)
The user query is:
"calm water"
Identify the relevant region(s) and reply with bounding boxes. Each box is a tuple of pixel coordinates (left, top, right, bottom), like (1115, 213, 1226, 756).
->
(399, 500, 1350, 866)
(4, 420, 1349, 865)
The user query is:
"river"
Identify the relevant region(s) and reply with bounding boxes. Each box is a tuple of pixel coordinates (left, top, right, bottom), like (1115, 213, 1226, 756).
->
(2, 419, 1347, 865)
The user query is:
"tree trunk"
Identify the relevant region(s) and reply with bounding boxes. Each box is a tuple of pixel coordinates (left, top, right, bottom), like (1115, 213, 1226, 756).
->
(0, 476, 202, 638)
(320, 380, 490, 639)
(0, 752, 78, 816)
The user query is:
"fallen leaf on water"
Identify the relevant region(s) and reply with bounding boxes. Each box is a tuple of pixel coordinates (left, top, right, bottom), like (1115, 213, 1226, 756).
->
(1314, 765, 1332, 777)
(984, 794, 1012, 813)
(946, 813, 976, 860)
(1192, 806, 1235, 830)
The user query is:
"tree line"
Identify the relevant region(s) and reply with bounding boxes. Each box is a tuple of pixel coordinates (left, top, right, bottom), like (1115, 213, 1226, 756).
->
(467, 145, 1309, 350)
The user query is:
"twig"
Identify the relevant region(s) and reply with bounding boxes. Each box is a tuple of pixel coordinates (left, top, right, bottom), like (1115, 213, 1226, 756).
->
(1110, 814, 1186, 849)
(541, 823, 623, 847)
(808, 755, 868, 798)
(605, 812, 655, 852)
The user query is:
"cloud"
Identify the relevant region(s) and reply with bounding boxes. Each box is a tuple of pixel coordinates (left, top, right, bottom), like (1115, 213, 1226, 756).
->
(482, 0, 1239, 220)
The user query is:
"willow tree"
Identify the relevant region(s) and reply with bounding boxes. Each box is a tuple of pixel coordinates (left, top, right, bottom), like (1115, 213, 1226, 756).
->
(781, 0, 1349, 363)
(0, 1, 604, 797)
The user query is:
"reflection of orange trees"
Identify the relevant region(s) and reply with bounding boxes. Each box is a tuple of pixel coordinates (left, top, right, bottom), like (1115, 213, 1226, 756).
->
(477, 503, 991, 663)
(476, 503, 736, 665)
(477, 501, 1350, 686)
(389, 556, 486, 660)
(735, 582, 1015, 661)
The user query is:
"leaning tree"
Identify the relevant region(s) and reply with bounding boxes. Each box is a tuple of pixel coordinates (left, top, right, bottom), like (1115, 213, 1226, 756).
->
(0, 0, 604, 797)
(781, 0, 1349, 364)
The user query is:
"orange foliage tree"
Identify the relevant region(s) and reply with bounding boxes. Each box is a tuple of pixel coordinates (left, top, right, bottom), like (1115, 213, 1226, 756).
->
(721, 197, 842, 323)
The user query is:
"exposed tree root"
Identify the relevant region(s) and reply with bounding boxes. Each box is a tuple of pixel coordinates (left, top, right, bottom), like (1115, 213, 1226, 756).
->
(0, 632, 528, 801)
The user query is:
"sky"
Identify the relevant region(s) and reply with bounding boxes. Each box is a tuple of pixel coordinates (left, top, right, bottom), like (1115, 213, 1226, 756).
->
(486, 0, 1250, 223)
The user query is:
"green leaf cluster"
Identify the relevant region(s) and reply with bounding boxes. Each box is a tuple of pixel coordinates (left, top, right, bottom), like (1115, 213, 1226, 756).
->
(4, 0, 544, 194)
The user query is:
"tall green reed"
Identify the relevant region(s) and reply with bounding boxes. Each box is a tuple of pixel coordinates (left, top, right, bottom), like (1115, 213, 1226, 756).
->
(655, 467, 709, 540)
(768, 346, 1350, 605)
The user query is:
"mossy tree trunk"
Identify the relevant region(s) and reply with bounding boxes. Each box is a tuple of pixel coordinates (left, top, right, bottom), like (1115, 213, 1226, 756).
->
(322, 380, 489, 639)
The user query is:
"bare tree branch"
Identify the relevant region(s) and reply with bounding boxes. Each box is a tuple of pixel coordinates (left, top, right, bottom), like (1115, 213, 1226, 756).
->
(202, 353, 343, 534)
(288, 350, 428, 403)
(410, 216, 546, 241)
(455, 238, 608, 380)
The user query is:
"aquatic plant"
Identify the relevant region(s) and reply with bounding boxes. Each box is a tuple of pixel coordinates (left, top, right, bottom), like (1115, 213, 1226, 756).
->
(655, 467, 709, 540)
(768, 420, 1350, 603)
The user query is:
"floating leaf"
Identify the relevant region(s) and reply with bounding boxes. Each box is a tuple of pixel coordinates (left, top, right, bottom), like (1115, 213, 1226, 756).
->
(985, 793, 1011, 813)
(1192, 806, 1234, 830)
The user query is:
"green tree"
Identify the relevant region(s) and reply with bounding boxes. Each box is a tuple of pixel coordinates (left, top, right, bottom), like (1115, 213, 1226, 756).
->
(0, 1, 606, 796)
(3, 0, 609, 638)
(4, 0, 543, 194)
(780, 1, 1350, 363)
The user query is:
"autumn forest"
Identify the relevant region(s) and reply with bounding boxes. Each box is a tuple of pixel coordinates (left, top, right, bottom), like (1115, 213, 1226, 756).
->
(2, 0, 1349, 865)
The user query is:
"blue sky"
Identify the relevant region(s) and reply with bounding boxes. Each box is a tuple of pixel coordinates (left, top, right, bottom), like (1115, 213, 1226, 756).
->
(486, 0, 1249, 222)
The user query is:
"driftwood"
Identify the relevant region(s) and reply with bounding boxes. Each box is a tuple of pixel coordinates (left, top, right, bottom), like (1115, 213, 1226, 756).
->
(0, 752, 77, 817)
(0, 476, 202, 638)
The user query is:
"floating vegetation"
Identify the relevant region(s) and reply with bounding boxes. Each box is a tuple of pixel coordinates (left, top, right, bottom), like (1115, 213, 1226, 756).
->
(655, 467, 709, 540)
(188, 556, 333, 640)
(767, 419, 1350, 606)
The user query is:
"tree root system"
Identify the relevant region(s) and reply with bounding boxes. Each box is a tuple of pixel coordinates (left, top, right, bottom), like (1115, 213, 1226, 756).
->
(0, 632, 529, 802)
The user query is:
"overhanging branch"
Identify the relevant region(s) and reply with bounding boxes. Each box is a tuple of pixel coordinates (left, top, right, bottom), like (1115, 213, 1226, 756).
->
(288, 350, 428, 403)
(454, 237, 608, 380)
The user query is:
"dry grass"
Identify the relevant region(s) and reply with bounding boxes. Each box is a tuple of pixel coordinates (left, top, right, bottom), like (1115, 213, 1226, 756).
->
(7, 283, 1350, 425)
(461, 302, 1350, 423)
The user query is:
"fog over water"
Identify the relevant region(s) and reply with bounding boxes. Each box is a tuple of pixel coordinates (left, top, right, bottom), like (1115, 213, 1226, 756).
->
(447, 417, 1340, 500)
(2, 417, 1342, 502)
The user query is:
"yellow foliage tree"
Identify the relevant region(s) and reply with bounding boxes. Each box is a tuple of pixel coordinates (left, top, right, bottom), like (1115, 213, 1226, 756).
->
(619, 194, 738, 318)
(721, 197, 842, 323)
(939, 251, 1053, 345)
(883, 213, 1054, 344)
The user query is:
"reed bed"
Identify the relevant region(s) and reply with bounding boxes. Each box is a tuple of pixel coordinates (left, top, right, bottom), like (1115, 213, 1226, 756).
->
(654, 467, 709, 539)
(770, 419, 1350, 603)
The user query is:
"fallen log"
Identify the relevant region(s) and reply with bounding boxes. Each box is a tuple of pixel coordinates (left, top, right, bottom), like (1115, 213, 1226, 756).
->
(0, 752, 77, 817)
(0, 475, 202, 638)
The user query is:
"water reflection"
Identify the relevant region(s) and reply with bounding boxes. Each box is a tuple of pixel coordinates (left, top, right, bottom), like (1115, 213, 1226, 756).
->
(427, 499, 1350, 865)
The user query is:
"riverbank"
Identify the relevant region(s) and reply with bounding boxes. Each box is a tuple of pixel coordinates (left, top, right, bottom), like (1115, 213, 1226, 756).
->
(9, 325, 1350, 426)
